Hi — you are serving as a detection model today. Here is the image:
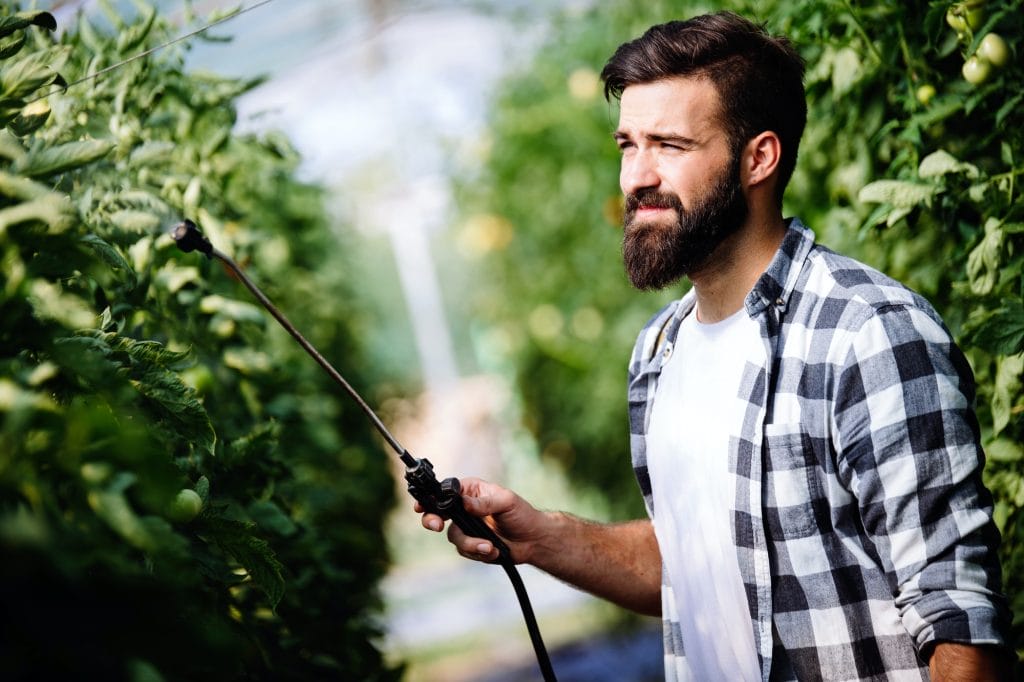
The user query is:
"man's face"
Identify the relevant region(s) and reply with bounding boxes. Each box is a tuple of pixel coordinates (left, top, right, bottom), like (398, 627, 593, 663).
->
(614, 77, 748, 290)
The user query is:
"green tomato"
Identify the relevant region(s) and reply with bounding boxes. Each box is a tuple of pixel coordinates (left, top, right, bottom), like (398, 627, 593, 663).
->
(978, 33, 1010, 68)
(962, 55, 992, 85)
(167, 488, 203, 522)
(946, 7, 967, 33)
(942, 7, 966, 32)
(916, 84, 937, 105)
(946, 3, 985, 33)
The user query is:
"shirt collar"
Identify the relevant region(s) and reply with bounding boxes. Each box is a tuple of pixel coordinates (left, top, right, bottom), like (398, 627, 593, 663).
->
(743, 217, 816, 317)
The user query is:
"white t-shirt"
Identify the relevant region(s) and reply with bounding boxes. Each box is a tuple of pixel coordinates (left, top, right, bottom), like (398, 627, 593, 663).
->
(646, 307, 762, 681)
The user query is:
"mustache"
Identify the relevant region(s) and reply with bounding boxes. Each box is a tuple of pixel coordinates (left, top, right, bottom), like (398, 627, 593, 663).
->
(624, 189, 682, 214)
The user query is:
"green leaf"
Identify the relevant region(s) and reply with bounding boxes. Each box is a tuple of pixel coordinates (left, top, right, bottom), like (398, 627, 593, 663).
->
(130, 365, 216, 456)
(223, 348, 272, 375)
(0, 33, 27, 61)
(199, 516, 286, 608)
(15, 138, 115, 177)
(78, 330, 216, 456)
(128, 140, 176, 165)
(87, 478, 187, 558)
(0, 170, 53, 200)
(81, 233, 138, 289)
(248, 500, 298, 537)
(886, 205, 912, 228)
(0, 195, 75, 234)
(0, 377, 58, 413)
(154, 262, 201, 294)
(987, 438, 1024, 463)
(195, 475, 210, 503)
(830, 46, 863, 96)
(7, 99, 50, 137)
(918, 150, 979, 179)
(992, 354, 1024, 435)
(199, 295, 266, 324)
(963, 301, 1024, 356)
(0, 12, 57, 41)
(965, 219, 1004, 296)
(0, 52, 62, 100)
(857, 179, 939, 208)
(109, 209, 160, 234)
(995, 92, 1022, 128)
(27, 280, 96, 329)
(115, 4, 156, 53)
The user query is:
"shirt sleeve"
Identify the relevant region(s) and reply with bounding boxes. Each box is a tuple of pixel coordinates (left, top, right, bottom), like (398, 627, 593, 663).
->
(831, 301, 1010, 656)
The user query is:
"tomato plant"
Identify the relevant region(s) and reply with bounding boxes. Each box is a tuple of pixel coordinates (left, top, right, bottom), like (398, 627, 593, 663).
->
(0, 3, 399, 679)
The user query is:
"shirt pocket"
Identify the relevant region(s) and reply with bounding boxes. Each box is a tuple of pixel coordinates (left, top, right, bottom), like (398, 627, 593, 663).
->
(763, 423, 824, 539)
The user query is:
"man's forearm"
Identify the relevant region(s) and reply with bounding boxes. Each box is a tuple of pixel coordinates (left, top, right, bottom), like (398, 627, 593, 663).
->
(526, 513, 662, 616)
(929, 642, 1013, 681)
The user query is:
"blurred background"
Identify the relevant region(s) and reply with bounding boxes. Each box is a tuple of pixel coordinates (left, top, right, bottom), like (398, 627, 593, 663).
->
(6, 0, 1022, 680)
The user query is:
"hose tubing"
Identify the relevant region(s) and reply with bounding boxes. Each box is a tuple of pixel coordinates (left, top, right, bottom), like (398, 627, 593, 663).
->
(502, 560, 557, 681)
(171, 220, 558, 681)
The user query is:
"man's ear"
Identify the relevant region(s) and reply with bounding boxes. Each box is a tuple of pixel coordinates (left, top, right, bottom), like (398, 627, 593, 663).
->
(743, 131, 782, 190)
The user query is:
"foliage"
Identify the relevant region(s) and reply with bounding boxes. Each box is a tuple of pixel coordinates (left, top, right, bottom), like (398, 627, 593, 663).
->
(453, 0, 1023, 658)
(0, 3, 398, 680)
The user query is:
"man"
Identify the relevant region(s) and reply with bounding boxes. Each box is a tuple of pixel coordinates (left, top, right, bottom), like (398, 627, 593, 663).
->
(420, 12, 1012, 680)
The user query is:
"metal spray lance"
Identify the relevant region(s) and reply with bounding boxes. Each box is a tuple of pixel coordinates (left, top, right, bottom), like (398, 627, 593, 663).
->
(169, 219, 557, 682)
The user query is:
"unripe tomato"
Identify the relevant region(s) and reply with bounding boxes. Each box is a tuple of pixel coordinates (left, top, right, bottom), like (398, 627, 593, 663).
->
(964, 6, 984, 30)
(978, 33, 1010, 68)
(946, 7, 967, 32)
(167, 488, 203, 522)
(916, 84, 937, 105)
(962, 56, 992, 85)
(946, 3, 984, 33)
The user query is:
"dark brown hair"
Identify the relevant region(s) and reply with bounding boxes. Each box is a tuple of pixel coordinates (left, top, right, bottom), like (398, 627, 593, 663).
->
(601, 12, 806, 204)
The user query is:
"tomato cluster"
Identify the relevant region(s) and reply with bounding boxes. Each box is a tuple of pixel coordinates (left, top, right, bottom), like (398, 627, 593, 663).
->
(963, 33, 1011, 84)
(946, 0, 1013, 85)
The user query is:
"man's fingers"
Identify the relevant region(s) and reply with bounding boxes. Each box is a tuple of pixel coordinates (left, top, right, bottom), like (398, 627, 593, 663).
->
(420, 513, 445, 532)
(447, 523, 498, 561)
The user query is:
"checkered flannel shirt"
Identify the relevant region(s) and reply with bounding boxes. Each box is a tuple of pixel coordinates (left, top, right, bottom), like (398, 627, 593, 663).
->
(627, 219, 1009, 681)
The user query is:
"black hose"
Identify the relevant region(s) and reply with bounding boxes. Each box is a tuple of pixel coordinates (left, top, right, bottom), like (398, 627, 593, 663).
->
(502, 561, 558, 682)
(171, 219, 559, 681)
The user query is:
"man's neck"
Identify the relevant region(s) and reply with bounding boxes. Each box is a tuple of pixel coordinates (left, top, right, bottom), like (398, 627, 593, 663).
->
(688, 214, 788, 323)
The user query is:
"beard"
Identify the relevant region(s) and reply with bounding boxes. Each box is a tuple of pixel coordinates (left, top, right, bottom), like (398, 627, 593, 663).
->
(621, 155, 748, 291)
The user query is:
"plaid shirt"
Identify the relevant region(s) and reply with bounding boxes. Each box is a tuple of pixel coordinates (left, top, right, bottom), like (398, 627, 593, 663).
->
(628, 219, 1009, 681)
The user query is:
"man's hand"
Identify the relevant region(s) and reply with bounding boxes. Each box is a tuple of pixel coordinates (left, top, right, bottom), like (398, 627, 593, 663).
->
(417, 477, 546, 564)
(417, 477, 663, 616)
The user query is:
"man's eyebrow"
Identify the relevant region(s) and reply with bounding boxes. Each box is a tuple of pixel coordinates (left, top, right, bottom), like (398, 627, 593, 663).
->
(612, 131, 698, 146)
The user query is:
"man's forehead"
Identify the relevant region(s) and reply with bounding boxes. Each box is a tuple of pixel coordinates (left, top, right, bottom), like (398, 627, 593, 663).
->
(616, 76, 724, 136)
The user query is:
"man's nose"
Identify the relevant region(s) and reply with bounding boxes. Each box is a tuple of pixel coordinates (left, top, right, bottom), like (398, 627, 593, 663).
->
(620, 150, 660, 196)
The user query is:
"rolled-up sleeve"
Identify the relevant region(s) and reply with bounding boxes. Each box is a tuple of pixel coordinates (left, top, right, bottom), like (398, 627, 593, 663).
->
(832, 301, 1010, 656)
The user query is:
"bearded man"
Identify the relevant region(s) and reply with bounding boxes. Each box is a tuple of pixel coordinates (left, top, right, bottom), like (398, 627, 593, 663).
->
(420, 12, 1012, 681)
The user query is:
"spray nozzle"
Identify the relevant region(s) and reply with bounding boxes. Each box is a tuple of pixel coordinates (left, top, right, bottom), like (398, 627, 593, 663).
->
(170, 219, 213, 257)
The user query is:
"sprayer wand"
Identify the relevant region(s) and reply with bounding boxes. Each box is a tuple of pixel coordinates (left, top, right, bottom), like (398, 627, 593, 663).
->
(170, 220, 557, 682)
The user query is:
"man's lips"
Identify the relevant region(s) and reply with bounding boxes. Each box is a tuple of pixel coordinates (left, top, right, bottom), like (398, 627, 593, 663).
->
(633, 204, 677, 217)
